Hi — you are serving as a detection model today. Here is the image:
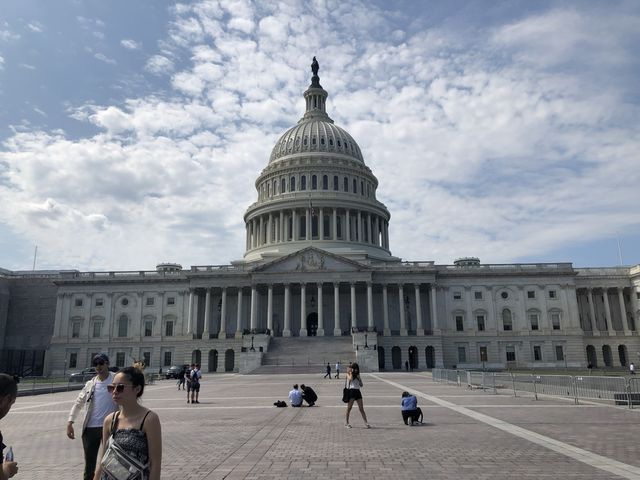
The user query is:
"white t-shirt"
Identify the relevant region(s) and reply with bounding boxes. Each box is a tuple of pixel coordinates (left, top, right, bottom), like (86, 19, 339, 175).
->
(87, 376, 117, 427)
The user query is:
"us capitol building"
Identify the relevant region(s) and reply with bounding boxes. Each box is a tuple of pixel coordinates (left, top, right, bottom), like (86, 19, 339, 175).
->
(1, 60, 639, 375)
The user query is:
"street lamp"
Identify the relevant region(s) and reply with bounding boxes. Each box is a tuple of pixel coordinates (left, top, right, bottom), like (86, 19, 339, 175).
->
(364, 333, 369, 349)
(250, 335, 255, 352)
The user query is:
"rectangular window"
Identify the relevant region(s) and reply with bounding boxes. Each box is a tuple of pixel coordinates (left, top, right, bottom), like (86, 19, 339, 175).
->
(95, 298, 104, 307)
(527, 291, 535, 299)
(479, 346, 488, 362)
(533, 345, 542, 361)
(453, 291, 462, 300)
(72, 321, 81, 338)
(69, 352, 77, 368)
(165, 321, 174, 337)
(456, 315, 464, 332)
(549, 290, 557, 299)
(118, 318, 128, 337)
(163, 351, 172, 367)
(74, 298, 83, 307)
(457, 346, 466, 363)
(555, 345, 564, 361)
(474, 291, 482, 300)
(92, 322, 101, 338)
(167, 297, 175, 306)
(476, 315, 485, 331)
(144, 321, 153, 337)
(506, 346, 516, 362)
(530, 314, 539, 330)
(116, 352, 125, 367)
(143, 352, 151, 368)
(333, 176, 339, 191)
(146, 297, 155, 306)
(551, 313, 561, 330)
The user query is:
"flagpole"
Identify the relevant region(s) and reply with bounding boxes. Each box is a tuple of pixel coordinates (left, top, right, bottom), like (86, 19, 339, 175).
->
(616, 233, 624, 265)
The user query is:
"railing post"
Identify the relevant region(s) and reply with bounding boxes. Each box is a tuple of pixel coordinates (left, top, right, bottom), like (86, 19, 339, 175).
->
(533, 375, 538, 401)
(572, 376, 578, 405)
(511, 373, 517, 397)
(627, 378, 632, 409)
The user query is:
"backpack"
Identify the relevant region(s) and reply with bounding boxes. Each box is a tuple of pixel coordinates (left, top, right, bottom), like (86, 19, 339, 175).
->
(273, 400, 287, 407)
(191, 369, 200, 384)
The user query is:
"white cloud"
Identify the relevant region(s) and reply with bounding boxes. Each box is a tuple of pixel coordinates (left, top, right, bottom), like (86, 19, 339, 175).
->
(145, 54, 174, 74)
(121, 39, 142, 50)
(27, 22, 43, 33)
(0, 55, 4, 69)
(0, 1, 638, 270)
(94, 52, 116, 65)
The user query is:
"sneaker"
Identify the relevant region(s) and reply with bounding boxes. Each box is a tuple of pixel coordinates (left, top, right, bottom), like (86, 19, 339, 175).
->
(365, 424, 371, 429)
(187, 400, 190, 403)
(195, 400, 200, 404)
(345, 424, 352, 428)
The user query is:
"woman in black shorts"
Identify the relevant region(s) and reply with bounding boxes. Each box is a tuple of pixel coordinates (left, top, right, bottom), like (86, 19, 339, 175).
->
(344, 363, 370, 428)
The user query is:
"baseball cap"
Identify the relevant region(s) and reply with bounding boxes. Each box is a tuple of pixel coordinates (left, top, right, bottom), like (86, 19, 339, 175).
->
(92, 353, 110, 365)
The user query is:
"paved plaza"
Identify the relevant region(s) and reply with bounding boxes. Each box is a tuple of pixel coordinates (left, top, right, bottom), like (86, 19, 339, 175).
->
(3, 372, 640, 479)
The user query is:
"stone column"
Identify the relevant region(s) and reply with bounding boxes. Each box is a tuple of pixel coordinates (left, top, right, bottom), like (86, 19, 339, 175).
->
(203, 288, 211, 339)
(357, 211, 363, 241)
(367, 282, 374, 329)
(415, 284, 424, 335)
(267, 285, 273, 335)
(367, 213, 372, 244)
(332, 208, 337, 240)
(618, 288, 631, 335)
(300, 283, 307, 336)
(564, 285, 582, 331)
(267, 214, 272, 244)
(317, 283, 324, 336)
(280, 211, 285, 243)
(631, 286, 640, 331)
(430, 284, 439, 332)
(54, 294, 64, 338)
(399, 284, 407, 336)
(250, 285, 257, 330)
(333, 283, 341, 336)
(292, 210, 298, 241)
(235, 287, 243, 338)
(283, 284, 291, 337)
(350, 283, 357, 330)
(246, 223, 250, 250)
(187, 289, 195, 335)
(319, 208, 324, 239)
(219, 287, 227, 338)
(306, 208, 311, 240)
(382, 284, 390, 335)
(587, 288, 598, 334)
(346, 210, 351, 242)
(603, 288, 615, 335)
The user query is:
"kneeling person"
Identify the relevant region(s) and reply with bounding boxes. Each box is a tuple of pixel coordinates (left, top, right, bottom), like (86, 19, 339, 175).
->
(401, 391, 423, 425)
(300, 384, 317, 406)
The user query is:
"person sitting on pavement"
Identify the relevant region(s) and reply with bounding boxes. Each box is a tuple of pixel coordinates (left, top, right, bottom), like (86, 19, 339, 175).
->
(300, 384, 318, 407)
(288, 384, 303, 407)
(401, 391, 423, 426)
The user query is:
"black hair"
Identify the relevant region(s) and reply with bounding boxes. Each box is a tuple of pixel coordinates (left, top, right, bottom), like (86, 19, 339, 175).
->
(401, 391, 409, 397)
(351, 363, 361, 381)
(0, 373, 18, 399)
(300, 384, 306, 389)
(119, 366, 145, 397)
(293, 384, 298, 389)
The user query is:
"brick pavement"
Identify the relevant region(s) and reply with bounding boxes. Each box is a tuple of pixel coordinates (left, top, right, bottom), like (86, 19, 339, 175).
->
(2, 372, 639, 479)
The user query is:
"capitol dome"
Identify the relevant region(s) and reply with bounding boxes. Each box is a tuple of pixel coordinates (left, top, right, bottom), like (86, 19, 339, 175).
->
(242, 58, 396, 265)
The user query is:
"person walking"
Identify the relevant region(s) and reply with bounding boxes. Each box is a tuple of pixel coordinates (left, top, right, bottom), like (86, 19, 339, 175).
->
(0, 373, 19, 479)
(177, 367, 186, 390)
(94, 366, 162, 480)
(334, 361, 341, 379)
(630, 362, 636, 375)
(67, 353, 118, 480)
(190, 364, 202, 404)
(324, 363, 331, 379)
(344, 363, 370, 428)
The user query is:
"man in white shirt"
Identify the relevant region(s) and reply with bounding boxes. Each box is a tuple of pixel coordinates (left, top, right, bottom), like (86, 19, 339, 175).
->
(66, 353, 118, 480)
(288, 384, 303, 407)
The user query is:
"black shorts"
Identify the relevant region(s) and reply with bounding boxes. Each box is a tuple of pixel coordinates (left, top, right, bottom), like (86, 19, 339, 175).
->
(347, 389, 362, 401)
(190, 382, 200, 392)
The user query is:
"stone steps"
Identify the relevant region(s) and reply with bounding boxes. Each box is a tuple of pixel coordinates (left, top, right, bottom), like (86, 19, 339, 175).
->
(259, 336, 355, 371)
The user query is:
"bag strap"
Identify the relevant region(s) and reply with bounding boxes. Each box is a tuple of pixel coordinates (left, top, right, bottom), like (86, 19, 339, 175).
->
(139, 411, 151, 430)
(109, 411, 120, 436)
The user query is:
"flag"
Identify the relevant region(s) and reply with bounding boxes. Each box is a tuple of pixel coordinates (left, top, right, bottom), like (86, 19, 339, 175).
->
(309, 199, 316, 217)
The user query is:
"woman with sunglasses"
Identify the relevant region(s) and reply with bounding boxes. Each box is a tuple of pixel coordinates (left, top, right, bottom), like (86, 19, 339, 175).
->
(94, 366, 162, 480)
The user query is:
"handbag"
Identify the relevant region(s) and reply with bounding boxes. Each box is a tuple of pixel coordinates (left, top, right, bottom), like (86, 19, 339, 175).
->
(341, 379, 349, 403)
(101, 436, 147, 480)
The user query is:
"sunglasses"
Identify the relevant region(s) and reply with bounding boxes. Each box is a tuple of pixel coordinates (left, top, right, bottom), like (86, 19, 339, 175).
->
(107, 383, 133, 393)
(93, 360, 106, 366)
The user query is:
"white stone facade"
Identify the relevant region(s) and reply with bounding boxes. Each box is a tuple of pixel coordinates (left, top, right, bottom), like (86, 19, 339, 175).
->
(46, 64, 640, 374)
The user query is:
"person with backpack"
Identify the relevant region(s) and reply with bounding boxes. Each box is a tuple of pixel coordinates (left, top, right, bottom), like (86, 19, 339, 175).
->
(185, 364, 195, 403)
(189, 364, 202, 404)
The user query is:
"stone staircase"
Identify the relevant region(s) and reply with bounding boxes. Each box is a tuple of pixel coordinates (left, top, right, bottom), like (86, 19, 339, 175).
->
(248, 336, 356, 374)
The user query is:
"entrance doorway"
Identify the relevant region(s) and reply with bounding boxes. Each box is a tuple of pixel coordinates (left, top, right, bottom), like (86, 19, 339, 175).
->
(307, 312, 318, 336)
(408, 346, 418, 370)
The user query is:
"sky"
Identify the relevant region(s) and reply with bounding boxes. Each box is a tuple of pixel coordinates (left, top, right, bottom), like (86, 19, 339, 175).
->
(1, 0, 639, 272)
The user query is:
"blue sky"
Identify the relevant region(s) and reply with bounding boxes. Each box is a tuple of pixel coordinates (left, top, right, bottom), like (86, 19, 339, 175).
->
(1, 0, 639, 271)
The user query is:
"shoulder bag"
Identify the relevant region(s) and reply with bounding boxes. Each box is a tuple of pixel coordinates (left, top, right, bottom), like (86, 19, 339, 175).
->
(341, 378, 349, 403)
(100, 413, 148, 480)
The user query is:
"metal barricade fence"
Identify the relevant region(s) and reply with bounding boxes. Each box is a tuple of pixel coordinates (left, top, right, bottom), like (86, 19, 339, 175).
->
(534, 375, 574, 401)
(628, 377, 640, 409)
(573, 375, 628, 404)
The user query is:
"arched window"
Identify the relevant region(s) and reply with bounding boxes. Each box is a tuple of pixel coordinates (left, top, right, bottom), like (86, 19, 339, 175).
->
(304, 137, 308, 146)
(322, 175, 328, 190)
(301, 175, 306, 190)
(343, 177, 348, 192)
(367, 184, 370, 197)
(273, 180, 278, 195)
(281, 178, 286, 193)
(290, 176, 296, 192)
(329, 138, 333, 146)
(312, 137, 317, 145)
(311, 175, 317, 190)
(267, 183, 271, 197)
(333, 176, 339, 190)
(323, 214, 330, 239)
(360, 181, 364, 195)
(320, 137, 325, 145)
(502, 309, 512, 331)
(352, 179, 357, 193)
